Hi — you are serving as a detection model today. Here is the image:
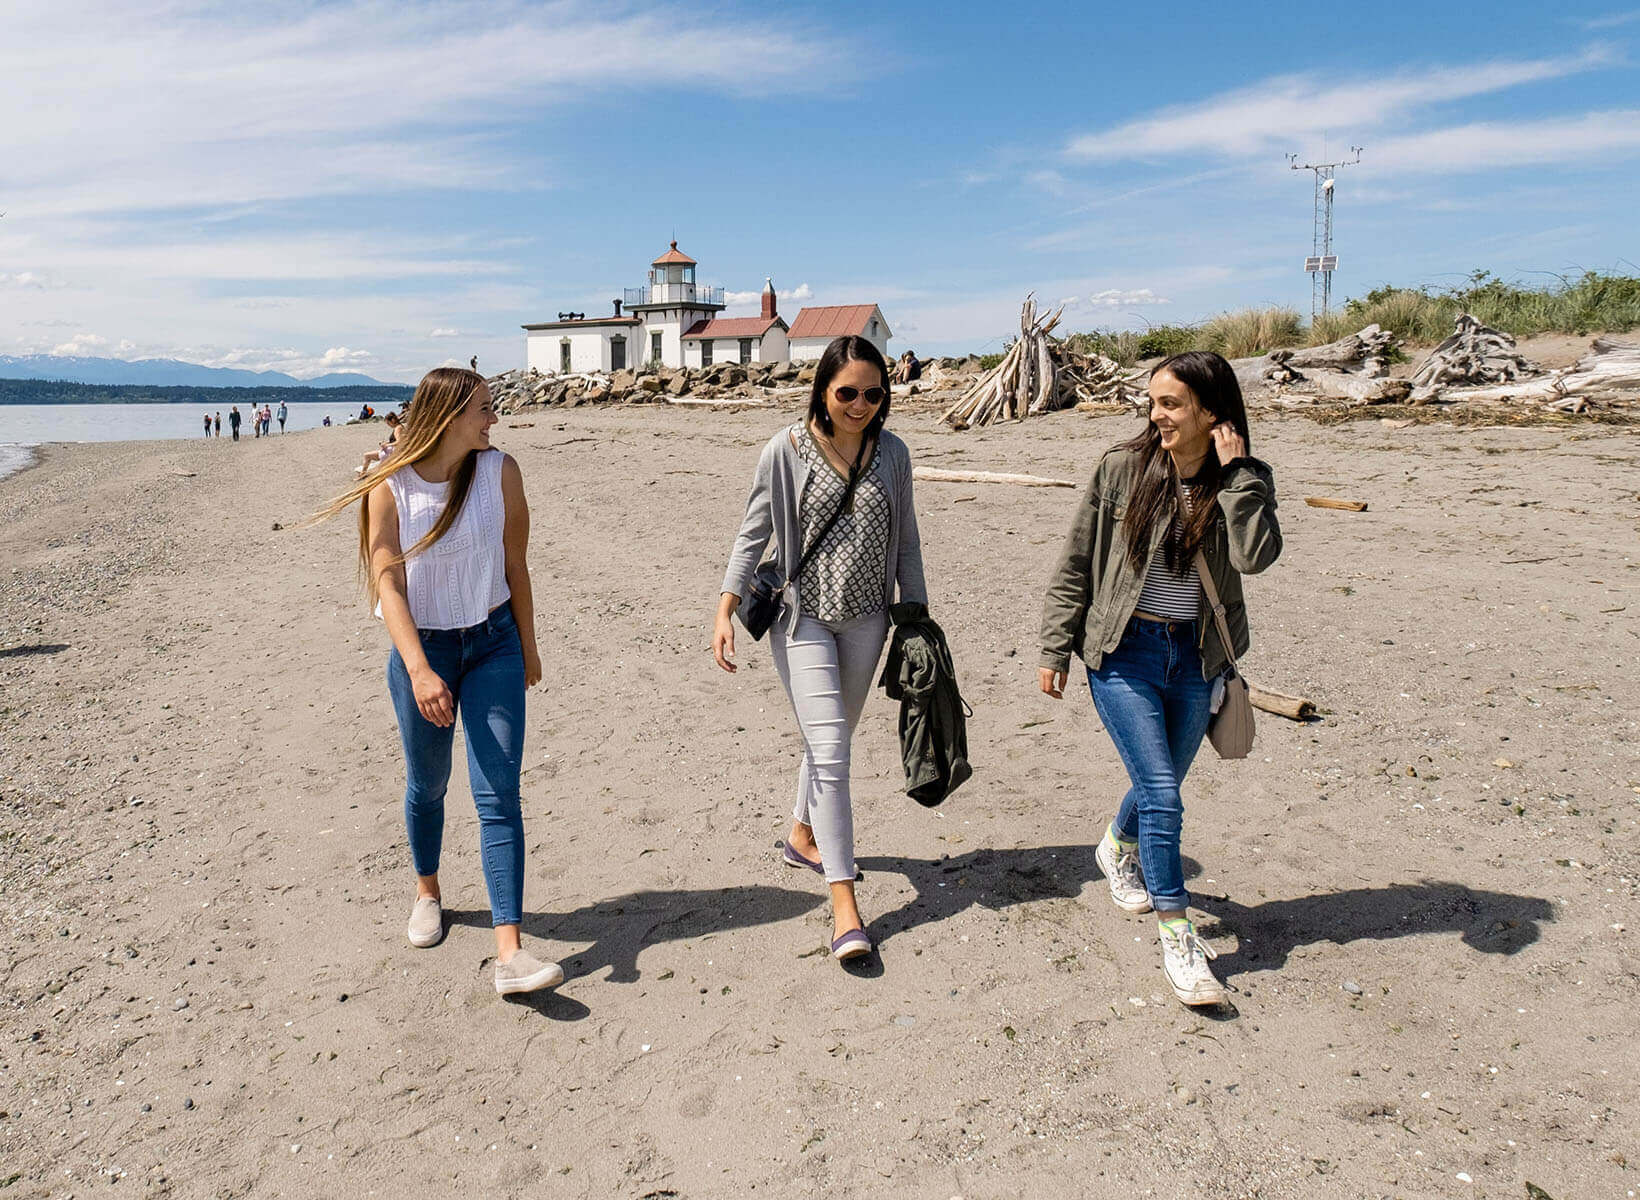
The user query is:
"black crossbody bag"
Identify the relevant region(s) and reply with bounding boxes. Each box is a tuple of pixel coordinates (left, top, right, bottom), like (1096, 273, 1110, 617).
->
(739, 436, 867, 641)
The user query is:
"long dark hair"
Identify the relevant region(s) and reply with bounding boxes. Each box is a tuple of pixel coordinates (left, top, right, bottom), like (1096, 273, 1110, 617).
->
(1121, 350, 1251, 573)
(808, 336, 891, 438)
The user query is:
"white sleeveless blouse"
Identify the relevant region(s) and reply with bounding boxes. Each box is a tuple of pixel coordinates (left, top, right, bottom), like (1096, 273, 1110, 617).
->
(380, 449, 511, 630)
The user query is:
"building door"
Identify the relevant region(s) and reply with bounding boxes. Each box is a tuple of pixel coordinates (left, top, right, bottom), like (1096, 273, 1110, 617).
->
(739, 338, 753, 364)
(700, 340, 713, 367)
(611, 336, 626, 370)
(560, 341, 572, 373)
(651, 331, 663, 365)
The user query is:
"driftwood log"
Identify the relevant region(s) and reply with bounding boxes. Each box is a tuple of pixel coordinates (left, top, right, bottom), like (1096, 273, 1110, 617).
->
(1448, 336, 1640, 413)
(1232, 324, 1400, 392)
(1305, 497, 1369, 512)
(1410, 314, 1539, 403)
(1247, 683, 1317, 721)
(943, 294, 1140, 428)
(1285, 323, 1395, 376)
(1298, 372, 1413, 405)
(913, 467, 1077, 488)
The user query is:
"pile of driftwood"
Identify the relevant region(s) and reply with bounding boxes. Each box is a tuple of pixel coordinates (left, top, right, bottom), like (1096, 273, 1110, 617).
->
(1233, 323, 1411, 404)
(1409, 314, 1539, 403)
(1442, 335, 1640, 413)
(942, 295, 1138, 429)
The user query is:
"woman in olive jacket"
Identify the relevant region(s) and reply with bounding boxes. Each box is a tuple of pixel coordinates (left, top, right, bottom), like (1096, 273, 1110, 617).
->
(1038, 350, 1281, 1006)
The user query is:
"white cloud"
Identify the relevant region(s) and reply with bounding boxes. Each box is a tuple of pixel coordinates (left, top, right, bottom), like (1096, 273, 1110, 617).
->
(0, 271, 66, 289)
(1088, 288, 1171, 307)
(724, 282, 815, 307)
(0, 0, 848, 217)
(52, 333, 109, 355)
(1372, 110, 1640, 171)
(1580, 9, 1640, 28)
(429, 328, 463, 338)
(1064, 48, 1612, 161)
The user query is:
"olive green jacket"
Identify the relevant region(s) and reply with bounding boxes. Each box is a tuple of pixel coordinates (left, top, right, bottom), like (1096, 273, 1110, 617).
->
(1038, 447, 1283, 679)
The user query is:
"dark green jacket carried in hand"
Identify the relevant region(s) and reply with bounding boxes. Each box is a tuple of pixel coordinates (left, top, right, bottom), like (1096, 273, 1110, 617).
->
(879, 603, 972, 807)
(1038, 446, 1283, 680)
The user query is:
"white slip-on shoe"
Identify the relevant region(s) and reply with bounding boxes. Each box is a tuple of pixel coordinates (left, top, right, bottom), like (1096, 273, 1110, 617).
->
(494, 949, 565, 996)
(1095, 836, 1153, 913)
(406, 896, 444, 948)
(1160, 921, 1226, 1007)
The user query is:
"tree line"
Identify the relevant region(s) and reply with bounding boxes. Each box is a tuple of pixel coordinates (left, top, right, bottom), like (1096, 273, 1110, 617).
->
(0, 378, 414, 406)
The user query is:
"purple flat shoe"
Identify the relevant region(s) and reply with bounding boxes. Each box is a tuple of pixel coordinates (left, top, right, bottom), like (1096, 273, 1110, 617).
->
(781, 840, 825, 875)
(831, 928, 872, 962)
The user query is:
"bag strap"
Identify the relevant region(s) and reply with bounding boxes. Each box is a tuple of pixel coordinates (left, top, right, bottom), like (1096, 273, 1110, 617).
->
(786, 431, 868, 586)
(1175, 476, 1240, 673)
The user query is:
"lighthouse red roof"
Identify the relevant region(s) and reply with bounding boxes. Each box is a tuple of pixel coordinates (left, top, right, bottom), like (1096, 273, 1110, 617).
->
(651, 240, 697, 266)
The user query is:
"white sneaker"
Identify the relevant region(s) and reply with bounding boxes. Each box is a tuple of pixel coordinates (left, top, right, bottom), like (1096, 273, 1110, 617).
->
(494, 949, 565, 996)
(1095, 836, 1152, 913)
(1159, 921, 1226, 1007)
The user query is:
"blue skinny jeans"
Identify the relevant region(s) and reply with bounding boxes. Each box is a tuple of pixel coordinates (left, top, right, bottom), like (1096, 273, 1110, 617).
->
(1087, 616, 1215, 911)
(387, 603, 526, 927)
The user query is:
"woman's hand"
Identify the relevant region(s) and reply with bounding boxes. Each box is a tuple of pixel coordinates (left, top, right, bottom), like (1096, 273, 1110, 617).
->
(411, 666, 455, 727)
(1038, 667, 1067, 699)
(1212, 423, 1247, 465)
(522, 646, 543, 690)
(712, 613, 738, 673)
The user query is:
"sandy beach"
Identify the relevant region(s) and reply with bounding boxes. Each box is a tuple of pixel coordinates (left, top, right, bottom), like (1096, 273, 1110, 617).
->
(2, 400, 1636, 1199)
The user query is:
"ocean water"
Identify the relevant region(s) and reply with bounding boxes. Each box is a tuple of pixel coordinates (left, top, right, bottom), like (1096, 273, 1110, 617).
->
(0, 402, 373, 481)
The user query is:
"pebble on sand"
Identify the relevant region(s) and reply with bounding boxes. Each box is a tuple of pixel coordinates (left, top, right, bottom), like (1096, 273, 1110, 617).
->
(173, 997, 188, 1010)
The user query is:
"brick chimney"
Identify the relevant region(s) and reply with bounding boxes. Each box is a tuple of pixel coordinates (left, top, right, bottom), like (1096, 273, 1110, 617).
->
(613, 299, 623, 317)
(761, 277, 777, 320)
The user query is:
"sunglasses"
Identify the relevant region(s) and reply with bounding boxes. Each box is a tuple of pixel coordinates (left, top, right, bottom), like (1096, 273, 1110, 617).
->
(833, 385, 886, 406)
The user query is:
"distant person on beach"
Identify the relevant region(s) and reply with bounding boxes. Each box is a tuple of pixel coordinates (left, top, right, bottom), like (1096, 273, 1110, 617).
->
(214, 412, 221, 436)
(356, 410, 402, 477)
(714, 335, 928, 967)
(470, 355, 478, 372)
(323, 416, 332, 426)
(1037, 350, 1282, 1007)
(203, 413, 212, 438)
(253, 407, 261, 438)
(307, 367, 559, 997)
(228, 406, 241, 441)
(277, 401, 288, 432)
(260, 405, 271, 436)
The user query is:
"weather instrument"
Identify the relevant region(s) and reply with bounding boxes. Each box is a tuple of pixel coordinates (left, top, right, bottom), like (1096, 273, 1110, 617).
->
(1287, 147, 1361, 319)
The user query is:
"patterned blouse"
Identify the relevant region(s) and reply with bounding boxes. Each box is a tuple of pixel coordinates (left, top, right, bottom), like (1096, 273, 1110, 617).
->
(796, 426, 892, 623)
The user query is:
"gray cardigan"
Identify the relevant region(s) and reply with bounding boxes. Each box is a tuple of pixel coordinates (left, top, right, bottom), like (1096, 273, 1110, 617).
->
(721, 423, 927, 633)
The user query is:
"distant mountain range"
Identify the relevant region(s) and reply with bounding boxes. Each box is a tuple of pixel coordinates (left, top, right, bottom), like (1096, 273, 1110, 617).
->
(0, 354, 398, 388)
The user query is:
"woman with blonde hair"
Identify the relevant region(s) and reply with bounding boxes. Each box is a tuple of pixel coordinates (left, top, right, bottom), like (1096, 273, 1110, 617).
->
(310, 367, 561, 996)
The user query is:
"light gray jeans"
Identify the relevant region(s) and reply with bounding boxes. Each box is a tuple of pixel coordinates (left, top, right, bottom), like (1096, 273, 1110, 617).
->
(769, 609, 890, 884)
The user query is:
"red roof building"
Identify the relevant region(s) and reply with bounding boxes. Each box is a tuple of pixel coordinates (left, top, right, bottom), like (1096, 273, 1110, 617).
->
(786, 304, 891, 361)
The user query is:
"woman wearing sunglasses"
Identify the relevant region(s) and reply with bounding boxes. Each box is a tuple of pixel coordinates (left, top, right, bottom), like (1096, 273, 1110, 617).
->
(713, 335, 927, 965)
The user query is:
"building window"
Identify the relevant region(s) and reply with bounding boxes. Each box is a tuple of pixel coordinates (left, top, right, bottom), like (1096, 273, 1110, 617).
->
(560, 340, 571, 373)
(700, 340, 713, 367)
(739, 338, 753, 364)
(651, 331, 663, 364)
(611, 335, 626, 371)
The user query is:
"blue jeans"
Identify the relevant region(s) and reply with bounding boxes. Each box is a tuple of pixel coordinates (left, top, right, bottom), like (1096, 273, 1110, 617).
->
(1087, 617, 1215, 911)
(387, 603, 526, 927)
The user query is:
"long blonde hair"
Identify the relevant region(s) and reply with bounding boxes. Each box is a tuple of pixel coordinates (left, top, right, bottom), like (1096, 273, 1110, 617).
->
(304, 367, 489, 606)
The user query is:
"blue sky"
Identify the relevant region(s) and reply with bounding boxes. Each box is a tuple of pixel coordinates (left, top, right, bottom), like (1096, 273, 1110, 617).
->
(2, 0, 1637, 381)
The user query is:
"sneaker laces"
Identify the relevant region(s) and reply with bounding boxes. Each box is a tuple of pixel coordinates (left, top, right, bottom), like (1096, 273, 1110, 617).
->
(1113, 848, 1142, 884)
(1164, 923, 1217, 966)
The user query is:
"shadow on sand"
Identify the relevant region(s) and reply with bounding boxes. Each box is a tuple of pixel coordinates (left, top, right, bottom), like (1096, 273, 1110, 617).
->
(446, 882, 826, 988)
(0, 643, 70, 659)
(855, 844, 1553, 983)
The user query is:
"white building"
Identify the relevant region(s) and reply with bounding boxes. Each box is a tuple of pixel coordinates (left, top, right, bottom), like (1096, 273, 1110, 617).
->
(787, 304, 892, 362)
(523, 243, 885, 372)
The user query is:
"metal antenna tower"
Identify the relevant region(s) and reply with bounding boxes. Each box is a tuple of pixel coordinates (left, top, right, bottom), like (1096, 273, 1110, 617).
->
(1287, 146, 1361, 319)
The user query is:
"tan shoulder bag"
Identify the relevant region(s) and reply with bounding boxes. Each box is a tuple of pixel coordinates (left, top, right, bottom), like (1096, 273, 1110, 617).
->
(1191, 546, 1255, 760)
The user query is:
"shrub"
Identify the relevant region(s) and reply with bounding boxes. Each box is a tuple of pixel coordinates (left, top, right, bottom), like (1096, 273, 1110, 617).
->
(977, 352, 1005, 370)
(1135, 324, 1201, 360)
(1200, 307, 1304, 359)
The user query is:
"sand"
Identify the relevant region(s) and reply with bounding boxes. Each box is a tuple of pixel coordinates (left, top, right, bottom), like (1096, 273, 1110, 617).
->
(1, 401, 1636, 1199)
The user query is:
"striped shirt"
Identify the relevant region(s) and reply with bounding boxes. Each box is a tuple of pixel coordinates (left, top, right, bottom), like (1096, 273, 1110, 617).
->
(1134, 485, 1201, 621)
